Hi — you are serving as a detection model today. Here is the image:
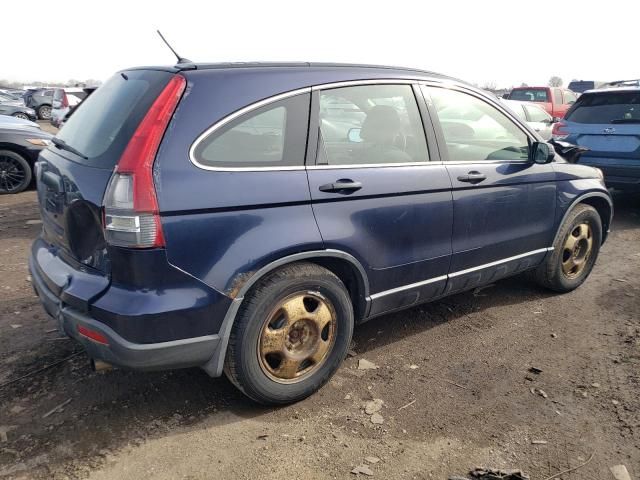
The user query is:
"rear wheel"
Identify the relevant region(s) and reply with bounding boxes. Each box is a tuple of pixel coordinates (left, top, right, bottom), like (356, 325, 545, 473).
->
(12, 112, 29, 120)
(533, 204, 602, 292)
(37, 104, 51, 120)
(0, 150, 31, 194)
(224, 262, 354, 405)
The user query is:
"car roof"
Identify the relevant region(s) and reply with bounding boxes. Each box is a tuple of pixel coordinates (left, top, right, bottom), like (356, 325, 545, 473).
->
(124, 61, 463, 84)
(583, 86, 640, 94)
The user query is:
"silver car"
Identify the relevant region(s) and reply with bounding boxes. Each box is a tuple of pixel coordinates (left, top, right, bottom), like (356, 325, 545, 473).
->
(500, 99, 556, 140)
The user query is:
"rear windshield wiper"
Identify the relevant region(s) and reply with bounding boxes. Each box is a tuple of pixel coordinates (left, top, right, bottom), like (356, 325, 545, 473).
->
(610, 118, 640, 124)
(52, 137, 88, 160)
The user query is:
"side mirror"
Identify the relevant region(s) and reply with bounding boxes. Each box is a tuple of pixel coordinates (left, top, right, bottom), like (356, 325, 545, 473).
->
(347, 127, 362, 143)
(530, 141, 555, 164)
(551, 116, 561, 124)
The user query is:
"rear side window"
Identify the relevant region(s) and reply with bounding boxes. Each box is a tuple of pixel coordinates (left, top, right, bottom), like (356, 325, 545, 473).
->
(193, 93, 310, 168)
(510, 89, 549, 102)
(55, 70, 173, 168)
(317, 84, 428, 166)
(565, 91, 640, 124)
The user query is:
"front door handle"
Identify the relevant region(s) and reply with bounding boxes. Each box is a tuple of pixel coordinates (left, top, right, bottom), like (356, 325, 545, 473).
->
(457, 171, 487, 184)
(319, 179, 363, 193)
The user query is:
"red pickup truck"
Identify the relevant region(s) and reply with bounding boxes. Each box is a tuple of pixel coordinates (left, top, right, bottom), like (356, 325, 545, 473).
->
(508, 87, 578, 118)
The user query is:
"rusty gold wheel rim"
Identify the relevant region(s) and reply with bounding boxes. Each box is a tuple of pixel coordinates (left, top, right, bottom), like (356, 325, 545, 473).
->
(258, 291, 337, 384)
(561, 222, 593, 278)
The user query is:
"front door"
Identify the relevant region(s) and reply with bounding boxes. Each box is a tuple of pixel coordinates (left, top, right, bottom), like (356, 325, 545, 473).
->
(422, 85, 557, 294)
(306, 83, 453, 317)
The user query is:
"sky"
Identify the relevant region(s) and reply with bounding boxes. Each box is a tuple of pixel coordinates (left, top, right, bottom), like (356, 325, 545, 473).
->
(2, 0, 638, 88)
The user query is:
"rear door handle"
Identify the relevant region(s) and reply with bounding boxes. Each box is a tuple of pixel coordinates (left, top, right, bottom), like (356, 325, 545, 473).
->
(457, 171, 487, 184)
(319, 179, 363, 193)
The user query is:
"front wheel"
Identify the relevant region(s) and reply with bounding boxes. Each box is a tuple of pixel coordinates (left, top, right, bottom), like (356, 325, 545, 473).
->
(224, 262, 354, 405)
(533, 204, 602, 292)
(12, 112, 29, 120)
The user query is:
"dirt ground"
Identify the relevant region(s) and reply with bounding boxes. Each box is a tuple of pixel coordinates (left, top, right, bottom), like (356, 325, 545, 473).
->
(0, 189, 638, 480)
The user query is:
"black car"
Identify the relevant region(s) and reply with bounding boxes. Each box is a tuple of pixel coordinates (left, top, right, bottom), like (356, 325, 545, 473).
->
(24, 88, 54, 120)
(0, 122, 52, 193)
(0, 92, 37, 121)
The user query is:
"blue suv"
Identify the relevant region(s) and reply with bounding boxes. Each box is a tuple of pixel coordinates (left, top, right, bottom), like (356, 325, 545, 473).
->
(553, 87, 640, 191)
(30, 63, 612, 404)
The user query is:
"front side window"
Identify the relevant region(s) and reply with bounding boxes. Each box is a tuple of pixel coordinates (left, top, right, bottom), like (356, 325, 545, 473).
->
(524, 104, 551, 123)
(553, 89, 563, 104)
(510, 89, 549, 103)
(426, 87, 529, 162)
(193, 94, 310, 168)
(317, 84, 429, 165)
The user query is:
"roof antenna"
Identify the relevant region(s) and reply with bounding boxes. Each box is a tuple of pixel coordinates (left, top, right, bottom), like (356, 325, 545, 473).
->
(157, 30, 192, 64)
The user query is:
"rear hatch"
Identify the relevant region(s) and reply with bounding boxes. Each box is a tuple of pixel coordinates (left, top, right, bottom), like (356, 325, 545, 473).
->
(36, 69, 177, 278)
(562, 90, 640, 167)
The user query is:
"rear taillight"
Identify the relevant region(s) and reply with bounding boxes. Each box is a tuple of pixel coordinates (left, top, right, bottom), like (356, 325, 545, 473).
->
(103, 75, 186, 248)
(61, 92, 69, 108)
(551, 121, 569, 140)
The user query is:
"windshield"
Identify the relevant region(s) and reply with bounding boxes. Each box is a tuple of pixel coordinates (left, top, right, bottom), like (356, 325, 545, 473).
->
(565, 91, 640, 124)
(55, 70, 173, 168)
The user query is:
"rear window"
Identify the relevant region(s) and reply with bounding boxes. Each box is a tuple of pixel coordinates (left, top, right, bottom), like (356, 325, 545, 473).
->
(55, 70, 173, 168)
(510, 89, 549, 103)
(565, 91, 640, 124)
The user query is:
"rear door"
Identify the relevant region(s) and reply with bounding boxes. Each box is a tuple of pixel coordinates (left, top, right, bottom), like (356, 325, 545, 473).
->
(306, 82, 453, 317)
(423, 85, 556, 294)
(563, 90, 640, 185)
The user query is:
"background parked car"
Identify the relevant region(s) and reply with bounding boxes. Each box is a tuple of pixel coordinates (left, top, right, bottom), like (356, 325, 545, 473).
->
(24, 88, 54, 120)
(0, 92, 38, 121)
(500, 99, 556, 139)
(508, 86, 578, 118)
(0, 121, 52, 193)
(51, 86, 97, 128)
(0, 114, 41, 130)
(553, 86, 640, 191)
(0, 89, 25, 102)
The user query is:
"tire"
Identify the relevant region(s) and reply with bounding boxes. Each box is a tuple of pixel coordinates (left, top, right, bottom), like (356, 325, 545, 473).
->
(12, 112, 29, 120)
(224, 262, 354, 405)
(0, 150, 32, 194)
(37, 104, 51, 120)
(533, 204, 602, 292)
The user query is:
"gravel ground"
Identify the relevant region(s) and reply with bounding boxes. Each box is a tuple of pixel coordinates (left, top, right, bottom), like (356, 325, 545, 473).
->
(0, 189, 638, 480)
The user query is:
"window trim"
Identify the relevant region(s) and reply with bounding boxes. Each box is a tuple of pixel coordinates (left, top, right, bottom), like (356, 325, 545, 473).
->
(420, 83, 536, 164)
(188, 78, 532, 172)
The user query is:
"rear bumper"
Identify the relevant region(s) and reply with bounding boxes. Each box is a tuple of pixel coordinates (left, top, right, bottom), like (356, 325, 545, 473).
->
(578, 158, 640, 190)
(30, 253, 221, 370)
(28, 239, 230, 372)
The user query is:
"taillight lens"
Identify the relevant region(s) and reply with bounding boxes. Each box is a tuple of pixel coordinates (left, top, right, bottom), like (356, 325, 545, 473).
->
(103, 75, 186, 248)
(61, 92, 69, 108)
(551, 121, 569, 140)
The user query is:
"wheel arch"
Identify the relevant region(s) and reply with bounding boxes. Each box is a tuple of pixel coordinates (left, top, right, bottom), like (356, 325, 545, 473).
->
(0, 144, 33, 164)
(555, 192, 613, 245)
(202, 249, 370, 377)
